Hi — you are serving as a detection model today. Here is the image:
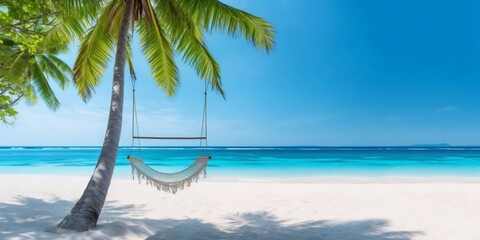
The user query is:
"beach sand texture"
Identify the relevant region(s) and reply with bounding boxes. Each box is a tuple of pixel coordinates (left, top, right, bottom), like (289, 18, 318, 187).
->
(1, 174, 479, 240)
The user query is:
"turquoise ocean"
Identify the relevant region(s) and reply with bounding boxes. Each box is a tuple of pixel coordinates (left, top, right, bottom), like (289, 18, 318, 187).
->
(1, 146, 480, 180)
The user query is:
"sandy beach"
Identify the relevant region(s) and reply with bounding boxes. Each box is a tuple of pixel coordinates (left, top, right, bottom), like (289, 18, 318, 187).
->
(0, 174, 479, 240)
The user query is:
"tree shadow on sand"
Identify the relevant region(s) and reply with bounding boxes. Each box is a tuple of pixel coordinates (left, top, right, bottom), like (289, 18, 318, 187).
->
(145, 212, 422, 240)
(0, 196, 423, 240)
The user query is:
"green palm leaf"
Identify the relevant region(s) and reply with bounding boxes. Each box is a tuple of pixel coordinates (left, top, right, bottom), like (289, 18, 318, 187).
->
(39, 55, 71, 89)
(138, 1, 178, 96)
(106, 4, 136, 81)
(158, 0, 223, 96)
(177, 0, 275, 52)
(23, 82, 38, 105)
(3, 52, 29, 84)
(126, 33, 137, 80)
(47, 54, 74, 76)
(73, 0, 121, 100)
(61, 0, 105, 22)
(45, 17, 88, 46)
(30, 60, 60, 110)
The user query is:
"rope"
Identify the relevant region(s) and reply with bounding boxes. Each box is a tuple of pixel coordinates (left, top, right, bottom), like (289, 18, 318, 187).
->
(200, 80, 209, 152)
(130, 78, 209, 157)
(130, 75, 142, 158)
(130, 77, 135, 156)
(134, 86, 142, 157)
(128, 79, 210, 192)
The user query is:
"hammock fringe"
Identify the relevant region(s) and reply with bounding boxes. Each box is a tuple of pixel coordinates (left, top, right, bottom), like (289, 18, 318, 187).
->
(128, 156, 209, 194)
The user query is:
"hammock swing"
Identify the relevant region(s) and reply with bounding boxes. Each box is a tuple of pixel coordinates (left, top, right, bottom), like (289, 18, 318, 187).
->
(127, 78, 211, 194)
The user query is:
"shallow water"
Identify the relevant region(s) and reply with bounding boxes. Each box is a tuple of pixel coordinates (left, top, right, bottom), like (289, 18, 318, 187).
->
(1, 146, 479, 180)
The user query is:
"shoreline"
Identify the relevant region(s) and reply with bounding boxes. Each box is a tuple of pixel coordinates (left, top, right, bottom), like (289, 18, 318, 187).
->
(4, 172, 480, 184)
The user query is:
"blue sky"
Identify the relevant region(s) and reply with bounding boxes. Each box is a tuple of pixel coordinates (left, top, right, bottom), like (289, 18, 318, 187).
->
(1, 0, 479, 146)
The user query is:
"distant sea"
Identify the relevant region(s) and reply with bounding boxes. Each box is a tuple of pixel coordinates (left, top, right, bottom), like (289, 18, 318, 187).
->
(1, 146, 480, 181)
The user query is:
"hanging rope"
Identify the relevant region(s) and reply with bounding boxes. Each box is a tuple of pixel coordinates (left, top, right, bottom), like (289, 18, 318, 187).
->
(130, 76, 142, 157)
(130, 78, 209, 149)
(200, 80, 209, 150)
(127, 78, 211, 193)
(130, 77, 136, 155)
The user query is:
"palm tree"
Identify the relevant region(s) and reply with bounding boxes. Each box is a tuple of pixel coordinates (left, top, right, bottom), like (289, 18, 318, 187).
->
(0, 0, 85, 124)
(58, 0, 275, 231)
(0, 35, 73, 119)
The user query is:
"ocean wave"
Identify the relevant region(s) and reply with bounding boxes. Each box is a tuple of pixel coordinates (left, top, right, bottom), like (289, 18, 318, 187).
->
(130, 147, 186, 150)
(437, 148, 480, 151)
(226, 148, 267, 150)
(224, 147, 299, 150)
(337, 148, 356, 150)
(1, 147, 41, 150)
(67, 147, 101, 150)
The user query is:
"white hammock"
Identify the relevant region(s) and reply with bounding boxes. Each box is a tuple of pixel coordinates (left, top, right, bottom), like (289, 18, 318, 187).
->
(127, 156, 210, 194)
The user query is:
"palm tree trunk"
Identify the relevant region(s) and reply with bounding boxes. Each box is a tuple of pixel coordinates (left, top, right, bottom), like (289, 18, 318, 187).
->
(58, 0, 134, 232)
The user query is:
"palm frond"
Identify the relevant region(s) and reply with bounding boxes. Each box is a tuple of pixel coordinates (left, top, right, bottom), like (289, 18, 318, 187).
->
(61, 0, 105, 23)
(39, 55, 71, 89)
(30, 60, 60, 110)
(106, 3, 136, 81)
(4, 52, 30, 83)
(126, 33, 137, 80)
(47, 54, 74, 76)
(73, 0, 121, 100)
(0, 35, 17, 47)
(138, 1, 178, 96)
(45, 16, 88, 46)
(156, 0, 204, 41)
(177, 0, 275, 52)
(158, 0, 224, 96)
(23, 83, 38, 105)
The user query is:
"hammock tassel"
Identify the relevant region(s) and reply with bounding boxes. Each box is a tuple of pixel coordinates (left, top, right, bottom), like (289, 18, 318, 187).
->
(127, 156, 210, 194)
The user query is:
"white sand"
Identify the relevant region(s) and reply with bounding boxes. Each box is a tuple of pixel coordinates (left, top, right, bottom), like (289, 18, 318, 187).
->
(1, 174, 480, 240)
